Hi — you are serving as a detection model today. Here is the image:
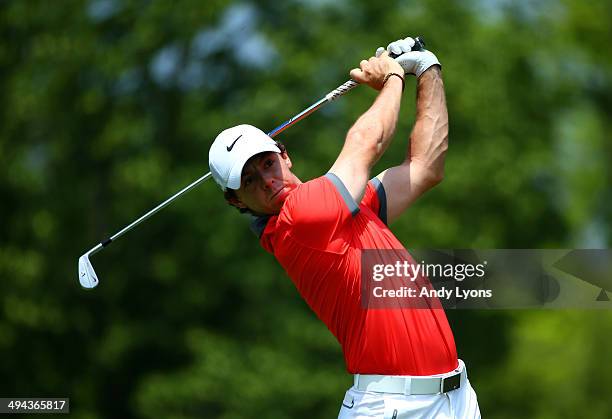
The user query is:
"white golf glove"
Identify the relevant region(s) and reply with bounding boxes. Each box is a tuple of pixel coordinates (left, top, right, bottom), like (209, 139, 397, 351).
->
(376, 37, 441, 78)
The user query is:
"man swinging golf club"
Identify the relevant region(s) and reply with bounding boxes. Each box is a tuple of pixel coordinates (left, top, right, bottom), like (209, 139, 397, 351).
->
(209, 36, 481, 418)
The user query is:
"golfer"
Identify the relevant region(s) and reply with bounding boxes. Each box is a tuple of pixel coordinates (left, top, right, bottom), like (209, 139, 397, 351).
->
(209, 36, 480, 418)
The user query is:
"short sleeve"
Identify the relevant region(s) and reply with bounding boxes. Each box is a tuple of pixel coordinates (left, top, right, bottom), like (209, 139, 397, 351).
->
(278, 174, 358, 252)
(360, 178, 388, 225)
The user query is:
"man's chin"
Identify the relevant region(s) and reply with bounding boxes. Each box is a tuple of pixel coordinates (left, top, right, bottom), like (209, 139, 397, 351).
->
(259, 185, 296, 215)
(271, 186, 292, 206)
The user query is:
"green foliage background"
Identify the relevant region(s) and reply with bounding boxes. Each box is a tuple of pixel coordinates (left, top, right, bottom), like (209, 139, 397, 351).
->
(1, 0, 611, 417)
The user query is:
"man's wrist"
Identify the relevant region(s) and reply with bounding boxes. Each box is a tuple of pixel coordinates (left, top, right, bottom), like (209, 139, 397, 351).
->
(418, 64, 442, 79)
(383, 72, 405, 91)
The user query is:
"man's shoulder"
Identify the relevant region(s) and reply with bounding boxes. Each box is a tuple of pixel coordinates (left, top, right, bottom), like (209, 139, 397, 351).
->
(249, 177, 326, 239)
(284, 174, 355, 218)
(283, 175, 333, 208)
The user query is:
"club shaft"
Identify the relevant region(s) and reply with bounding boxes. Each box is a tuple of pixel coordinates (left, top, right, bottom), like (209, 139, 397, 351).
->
(267, 98, 328, 138)
(102, 172, 213, 246)
(93, 79, 361, 249)
(110, 173, 212, 240)
(267, 80, 359, 137)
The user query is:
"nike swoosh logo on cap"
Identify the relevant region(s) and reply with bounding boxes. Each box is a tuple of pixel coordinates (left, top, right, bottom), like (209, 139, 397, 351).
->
(226, 135, 243, 152)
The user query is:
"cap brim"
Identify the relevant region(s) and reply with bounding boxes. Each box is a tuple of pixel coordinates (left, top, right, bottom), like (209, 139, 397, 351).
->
(226, 144, 281, 190)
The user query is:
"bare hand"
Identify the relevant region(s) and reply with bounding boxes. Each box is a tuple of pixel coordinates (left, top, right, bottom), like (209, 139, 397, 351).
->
(349, 51, 404, 90)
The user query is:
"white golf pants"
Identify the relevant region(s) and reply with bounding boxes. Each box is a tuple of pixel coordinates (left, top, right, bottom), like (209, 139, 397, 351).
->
(337, 361, 481, 418)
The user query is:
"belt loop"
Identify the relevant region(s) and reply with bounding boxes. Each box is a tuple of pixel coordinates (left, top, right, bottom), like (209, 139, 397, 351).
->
(354, 374, 359, 388)
(403, 377, 412, 395)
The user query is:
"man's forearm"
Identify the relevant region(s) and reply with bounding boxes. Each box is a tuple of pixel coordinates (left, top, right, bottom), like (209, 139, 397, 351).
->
(407, 66, 448, 181)
(347, 76, 403, 166)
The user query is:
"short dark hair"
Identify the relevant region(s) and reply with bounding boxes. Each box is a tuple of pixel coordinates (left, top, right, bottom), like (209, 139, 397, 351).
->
(223, 141, 287, 215)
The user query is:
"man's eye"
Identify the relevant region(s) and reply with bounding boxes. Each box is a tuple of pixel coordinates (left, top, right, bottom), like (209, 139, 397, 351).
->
(264, 159, 273, 168)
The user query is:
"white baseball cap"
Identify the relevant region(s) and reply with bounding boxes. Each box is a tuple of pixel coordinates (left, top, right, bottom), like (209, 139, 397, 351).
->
(208, 124, 281, 190)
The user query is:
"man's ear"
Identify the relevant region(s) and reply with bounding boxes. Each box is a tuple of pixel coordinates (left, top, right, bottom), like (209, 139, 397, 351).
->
(280, 151, 292, 169)
(227, 195, 247, 209)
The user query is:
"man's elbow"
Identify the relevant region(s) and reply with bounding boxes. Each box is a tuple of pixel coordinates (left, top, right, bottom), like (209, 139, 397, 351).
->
(346, 123, 384, 158)
(423, 169, 444, 188)
(430, 171, 444, 186)
(423, 153, 446, 187)
(428, 136, 448, 185)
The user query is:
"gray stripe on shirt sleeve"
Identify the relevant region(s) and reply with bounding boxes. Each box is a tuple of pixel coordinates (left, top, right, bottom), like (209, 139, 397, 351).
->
(370, 177, 388, 225)
(324, 173, 360, 216)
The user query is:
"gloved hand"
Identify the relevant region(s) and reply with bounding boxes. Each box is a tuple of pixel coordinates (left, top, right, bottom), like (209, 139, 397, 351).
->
(376, 37, 441, 78)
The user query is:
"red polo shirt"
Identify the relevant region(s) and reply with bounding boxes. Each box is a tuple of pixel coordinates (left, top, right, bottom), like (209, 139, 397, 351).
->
(252, 173, 458, 375)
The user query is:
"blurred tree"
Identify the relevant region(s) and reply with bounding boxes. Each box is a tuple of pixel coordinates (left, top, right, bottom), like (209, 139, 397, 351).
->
(0, 0, 610, 418)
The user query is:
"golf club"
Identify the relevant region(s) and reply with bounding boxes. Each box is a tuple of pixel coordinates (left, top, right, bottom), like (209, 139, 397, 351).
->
(78, 37, 426, 289)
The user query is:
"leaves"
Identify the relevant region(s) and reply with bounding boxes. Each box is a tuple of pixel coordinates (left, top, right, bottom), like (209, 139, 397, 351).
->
(0, 0, 610, 418)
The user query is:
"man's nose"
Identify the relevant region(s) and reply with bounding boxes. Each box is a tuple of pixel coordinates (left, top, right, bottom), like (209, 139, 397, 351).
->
(259, 172, 276, 190)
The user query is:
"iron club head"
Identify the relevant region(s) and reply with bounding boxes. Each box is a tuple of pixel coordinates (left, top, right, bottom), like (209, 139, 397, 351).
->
(78, 253, 99, 288)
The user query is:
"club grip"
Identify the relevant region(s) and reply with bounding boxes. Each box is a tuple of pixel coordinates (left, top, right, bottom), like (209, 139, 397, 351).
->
(325, 80, 359, 102)
(389, 36, 426, 59)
